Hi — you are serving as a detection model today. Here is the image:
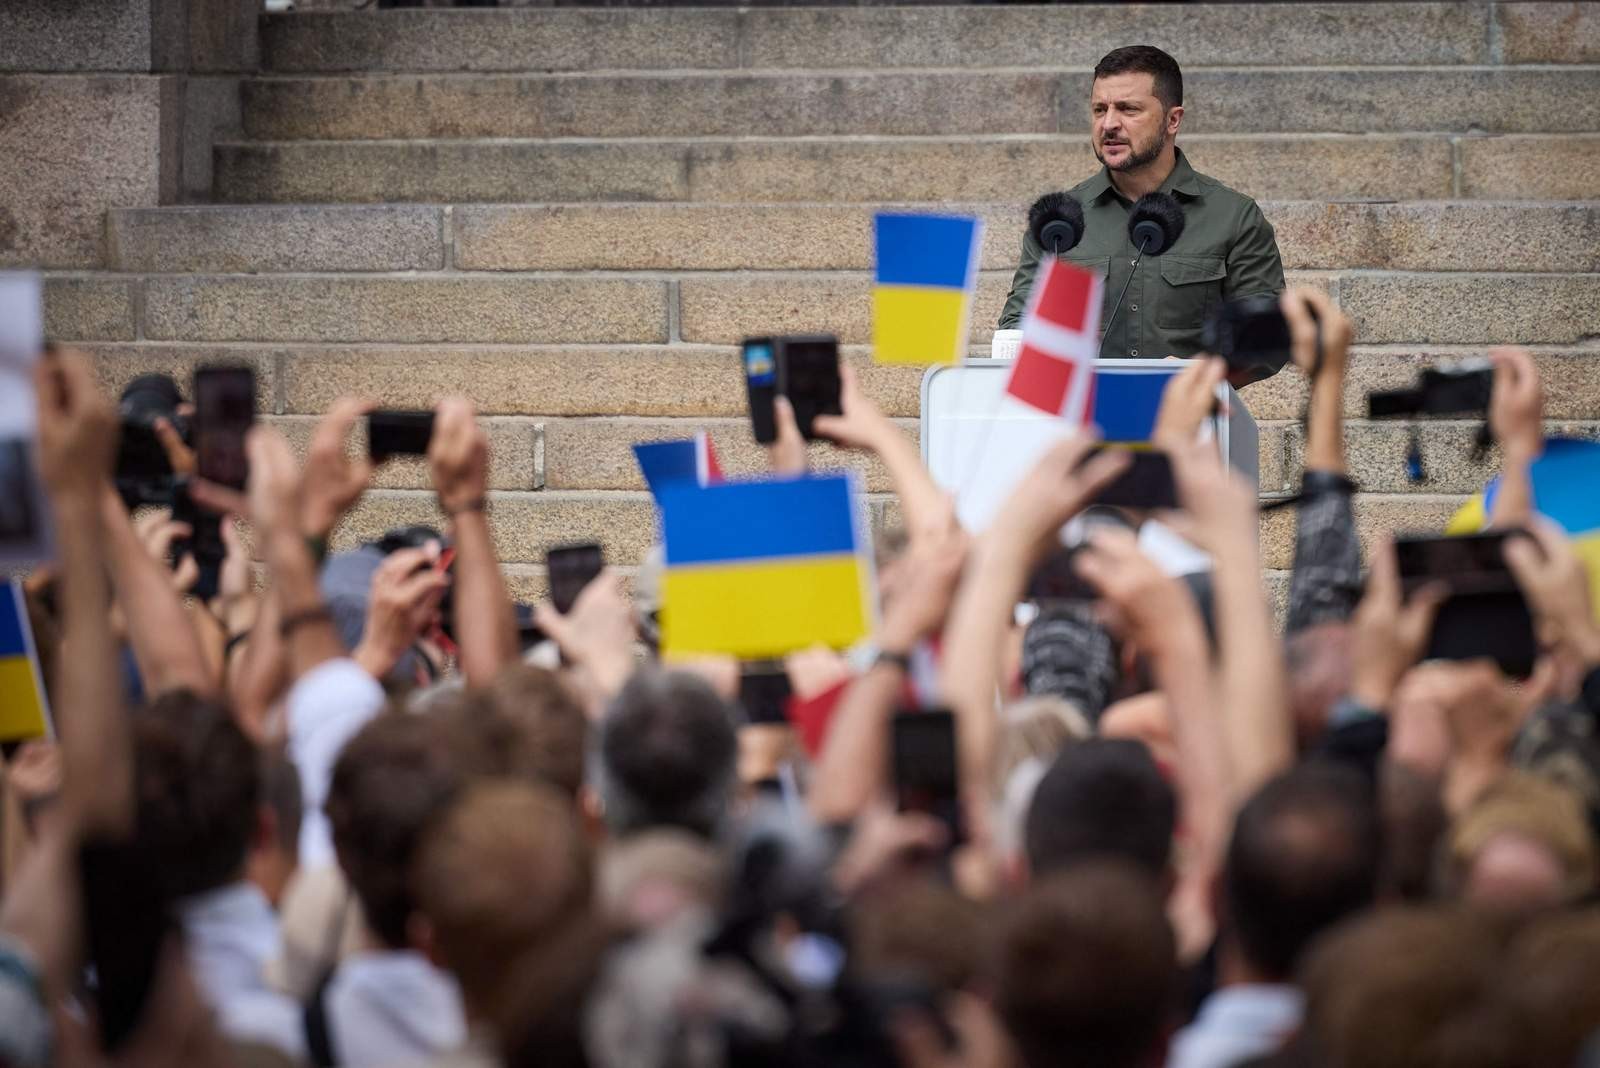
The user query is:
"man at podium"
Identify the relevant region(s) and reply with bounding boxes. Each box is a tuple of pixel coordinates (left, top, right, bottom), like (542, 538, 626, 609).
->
(998, 46, 1285, 363)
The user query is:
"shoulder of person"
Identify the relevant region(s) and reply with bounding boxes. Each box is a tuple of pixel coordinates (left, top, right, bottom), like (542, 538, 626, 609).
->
(1186, 166, 1267, 220)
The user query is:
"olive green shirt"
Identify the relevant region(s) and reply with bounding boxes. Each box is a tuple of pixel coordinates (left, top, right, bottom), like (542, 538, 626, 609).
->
(997, 148, 1285, 361)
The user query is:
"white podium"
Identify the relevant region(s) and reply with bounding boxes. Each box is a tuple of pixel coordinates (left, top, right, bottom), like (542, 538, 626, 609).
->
(919, 359, 1258, 531)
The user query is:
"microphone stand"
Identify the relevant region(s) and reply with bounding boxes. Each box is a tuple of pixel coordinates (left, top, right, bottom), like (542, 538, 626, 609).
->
(1097, 233, 1153, 358)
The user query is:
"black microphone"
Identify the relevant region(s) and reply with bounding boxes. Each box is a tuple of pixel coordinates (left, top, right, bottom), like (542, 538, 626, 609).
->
(1100, 192, 1186, 357)
(1027, 192, 1085, 257)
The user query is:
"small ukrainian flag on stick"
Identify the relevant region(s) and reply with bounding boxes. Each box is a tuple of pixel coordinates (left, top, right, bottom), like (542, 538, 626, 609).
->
(872, 213, 984, 366)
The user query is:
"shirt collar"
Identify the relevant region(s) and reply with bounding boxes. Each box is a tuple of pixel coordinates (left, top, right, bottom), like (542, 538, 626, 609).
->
(1086, 146, 1204, 203)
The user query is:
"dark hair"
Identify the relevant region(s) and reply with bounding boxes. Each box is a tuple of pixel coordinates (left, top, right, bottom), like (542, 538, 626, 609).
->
(132, 690, 260, 901)
(1025, 739, 1176, 879)
(1225, 763, 1382, 980)
(261, 746, 304, 856)
(475, 664, 590, 799)
(1094, 45, 1183, 111)
(598, 670, 738, 839)
(995, 861, 1178, 1068)
(326, 708, 467, 948)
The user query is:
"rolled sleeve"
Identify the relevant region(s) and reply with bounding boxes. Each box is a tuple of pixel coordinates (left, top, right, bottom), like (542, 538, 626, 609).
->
(1286, 487, 1364, 633)
(1223, 200, 1285, 301)
(287, 658, 388, 869)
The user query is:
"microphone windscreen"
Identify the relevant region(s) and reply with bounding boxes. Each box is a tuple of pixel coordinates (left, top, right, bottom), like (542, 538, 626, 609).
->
(1127, 192, 1186, 255)
(1027, 191, 1085, 254)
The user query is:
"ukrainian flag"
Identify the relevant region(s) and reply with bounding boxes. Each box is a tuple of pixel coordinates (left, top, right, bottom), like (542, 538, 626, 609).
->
(1446, 438, 1600, 612)
(0, 580, 51, 742)
(873, 213, 983, 366)
(657, 474, 876, 659)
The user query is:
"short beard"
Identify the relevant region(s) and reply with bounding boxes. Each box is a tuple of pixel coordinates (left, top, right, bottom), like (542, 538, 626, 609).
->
(1096, 127, 1168, 173)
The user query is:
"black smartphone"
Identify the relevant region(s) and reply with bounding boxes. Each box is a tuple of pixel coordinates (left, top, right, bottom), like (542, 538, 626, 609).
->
(743, 337, 779, 445)
(1202, 295, 1292, 379)
(368, 410, 436, 461)
(192, 365, 255, 490)
(777, 334, 843, 441)
(738, 663, 793, 726)
(1395, 530, 1538, 677)
(1084, 446, 1179, 510)
(0, 439, 41, 545)
(547, 541, 604, 615)
(171, 479, 226, 602)
(891, 709, 963, 846)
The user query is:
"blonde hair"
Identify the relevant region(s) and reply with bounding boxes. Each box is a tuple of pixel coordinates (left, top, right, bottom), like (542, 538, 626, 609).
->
(1445, 774, 1597, 902)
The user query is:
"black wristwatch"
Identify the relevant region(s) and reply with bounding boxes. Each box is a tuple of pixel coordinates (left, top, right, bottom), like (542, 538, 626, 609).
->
(872, 648, 913, 674)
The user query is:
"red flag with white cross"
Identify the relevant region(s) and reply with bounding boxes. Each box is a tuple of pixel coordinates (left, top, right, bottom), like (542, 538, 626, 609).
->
(1003, 258, 1104, 425)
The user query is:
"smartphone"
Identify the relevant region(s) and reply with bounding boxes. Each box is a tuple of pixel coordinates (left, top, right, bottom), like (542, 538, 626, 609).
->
(547, 541, 604, 615)
(738, 663, 794, 726)
(368, 410, 435, 461)
(1395, 530, 1538, 677)
(891, 709, 963, 846)
(192, 365, 255, 490)
(171, 480, 226, 602)
(743, 337, 779, 445)
(1084, 446, 1179, 510)
(777, 335, 843, 441)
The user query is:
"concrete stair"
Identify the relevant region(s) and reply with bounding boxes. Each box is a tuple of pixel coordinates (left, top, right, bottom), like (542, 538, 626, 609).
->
(48, 1, 1600, 593)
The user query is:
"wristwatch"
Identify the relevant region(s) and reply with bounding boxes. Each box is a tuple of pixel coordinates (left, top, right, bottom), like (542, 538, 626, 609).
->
(871, 648, 913, 673)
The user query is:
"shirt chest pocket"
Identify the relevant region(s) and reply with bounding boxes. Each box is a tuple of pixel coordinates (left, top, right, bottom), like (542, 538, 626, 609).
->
(1156, 255, 1226, 329)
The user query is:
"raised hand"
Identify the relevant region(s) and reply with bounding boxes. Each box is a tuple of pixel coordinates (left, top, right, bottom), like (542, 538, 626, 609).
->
(34, 347, 118, 501)
(1151, 356, 1225, 450)
(301, 397, 374, 539)
(1348, 538, 1450, 710)
(768, 396, 808, 476)
(990, 432, 1130, 567)
(813, 364, 893, 452)
(132, 509, 199, 594)
(1488, 346, 1544, 462)
(353, 545, 451, 680)
(1281, 286, 1352, 383)
(428, 397, 489, 516)
(534, 568, 638, 708)
(1504, 519, 1600, 668)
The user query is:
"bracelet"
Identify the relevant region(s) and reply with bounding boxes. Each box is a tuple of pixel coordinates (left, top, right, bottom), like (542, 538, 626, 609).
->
(443, 496, 487, 518)
(278, 606, 333, 640)
(873, 648, 913, 673)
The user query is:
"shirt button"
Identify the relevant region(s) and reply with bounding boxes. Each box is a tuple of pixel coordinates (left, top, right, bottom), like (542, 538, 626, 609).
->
(1131, 348, 1140, 357)
(1131, 259, 1139, 267)
(1130, 303, 1139, 312)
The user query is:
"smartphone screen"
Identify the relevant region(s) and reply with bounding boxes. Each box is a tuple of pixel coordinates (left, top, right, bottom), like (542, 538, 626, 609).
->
(1395, 531, 1537, 676)
(192, 366, 255, 490)
(777, 335, 842, 441)
(1085, 446, 1179, 510)
(738, 664, 793, 726)
(892, 709, 963, 846)
(743, 337, 779, 445)
(368, 410, 435, 461)
(547, 541, 604, 615)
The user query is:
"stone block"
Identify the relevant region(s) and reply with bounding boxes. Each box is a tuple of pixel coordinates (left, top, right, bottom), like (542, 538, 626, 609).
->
(0, 1, 153, 72)
(738, 4, 1489, 69)
(1257, 422, 1290, 497)
(1458, 136, 1600, 200)
(0, 75, 163, 268)
(175, 75, 243, 202)
(1341, 274, 1600, 345)
(541, 416, 910, 492)
(261, 8, 739, 73)
(80, 343, 277, 411)
(1287, 421, 1500, 495)
(334, 490, 658, 565)
(1496, 2, 1600, 63)
(279, 345, 925, 419)
(214, 139, 690, 204)
(244, 71, 1061, 141)
(43, 276, 136, 341)
(1259, 493, 1467, 571)
(142, 276, 669, 343)
(108, 205, 446, 273)
(267, 414, 538, 491)
(1265, 202, 1600, 274)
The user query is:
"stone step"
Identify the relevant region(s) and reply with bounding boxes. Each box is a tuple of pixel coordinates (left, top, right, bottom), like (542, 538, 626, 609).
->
(242, 68, 1600, 142)
(48, 270, 1597, 348)
(108, 201, 1600, 275)
(214, 134, 1600, 205)
(260, 4, 1512, 74)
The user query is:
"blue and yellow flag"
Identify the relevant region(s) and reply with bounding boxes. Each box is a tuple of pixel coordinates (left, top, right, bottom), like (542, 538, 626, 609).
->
(657, 474, 875, 659)
(872, 213, 983, 366)
(0, 579, 51, 742)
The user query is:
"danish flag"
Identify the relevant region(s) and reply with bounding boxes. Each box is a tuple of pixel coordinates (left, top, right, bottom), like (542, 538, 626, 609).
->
(1003, 258, 1104, 425)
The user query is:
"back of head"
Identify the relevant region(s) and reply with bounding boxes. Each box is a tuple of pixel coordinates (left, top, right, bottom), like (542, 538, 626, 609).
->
(413, 781, 592, 1014)
(1025, 739, 1175, 879)
(1093, 45, 1183, 110)
(133, 689, 260, 901)
(994, 860, 1178, 1068)
(1445, 773, 1597, 913)
(598, 669, 737, 839)
(473, 663, 590, 798)
(1500, 908, 1600, 1066)
(1225, 763, 1381, 979)
(326, 708, 466, 948)
(1299, 906, 1513, 1068)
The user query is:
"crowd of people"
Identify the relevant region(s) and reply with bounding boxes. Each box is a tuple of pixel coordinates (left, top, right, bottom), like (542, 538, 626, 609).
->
(3, 285, 1600, 1068)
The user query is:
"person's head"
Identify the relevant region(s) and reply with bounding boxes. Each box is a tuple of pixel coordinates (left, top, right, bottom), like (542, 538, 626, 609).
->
(132, 689, 262, 901)
(1499, 909, 1600, 1066)
(850, 876, 986, 997)
(1223, 764, 1381, 981)
(1298, 906, 1515, 1068)
(1024, 739, 1176, 882)
(596, 669, 738, 840)
(1443, 774, 1597, 916)
(1284, 624, 1353, 751)
(471, 664, 590, 799)
(411, 781, 592, 1022)
(246, 747, 304, 908)
(325, 708, 467, 949)
(1091, 46, 1184, 175)
(994, 860, 1178, 1068)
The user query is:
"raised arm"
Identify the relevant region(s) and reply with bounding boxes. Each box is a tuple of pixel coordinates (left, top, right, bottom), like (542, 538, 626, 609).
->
(1487, 346, 1544, 530)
